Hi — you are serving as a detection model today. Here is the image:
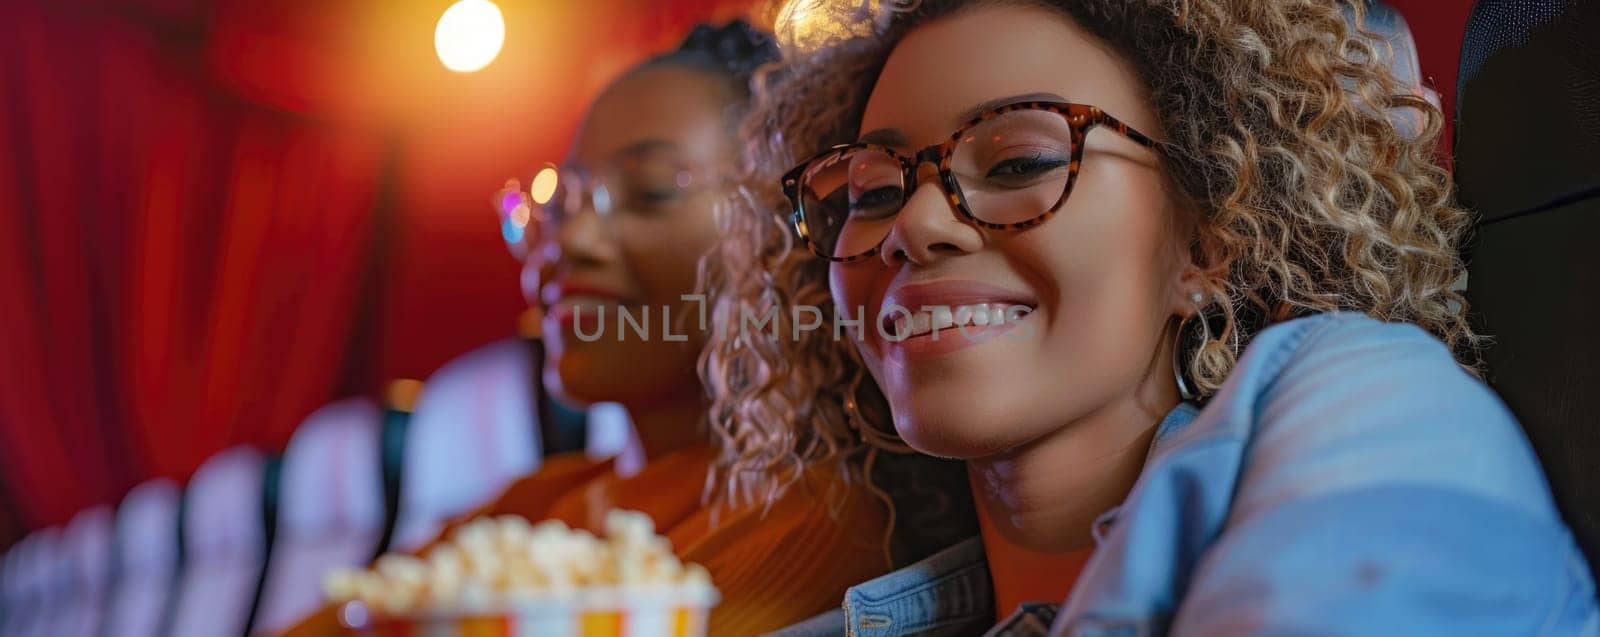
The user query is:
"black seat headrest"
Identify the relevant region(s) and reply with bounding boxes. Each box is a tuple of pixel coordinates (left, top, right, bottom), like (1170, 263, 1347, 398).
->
(1456, 0, 1600, 222)
(1457, 0, 1600, 578)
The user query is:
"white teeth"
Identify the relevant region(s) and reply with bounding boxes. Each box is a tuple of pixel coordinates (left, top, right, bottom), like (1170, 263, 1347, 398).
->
(931, 306, 955, 332)
(910, 312, 932, 336)
(886, 303, 1035, 338)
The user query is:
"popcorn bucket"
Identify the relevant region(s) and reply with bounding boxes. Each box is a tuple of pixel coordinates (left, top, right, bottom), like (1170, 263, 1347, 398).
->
(338, 587, 719, 637)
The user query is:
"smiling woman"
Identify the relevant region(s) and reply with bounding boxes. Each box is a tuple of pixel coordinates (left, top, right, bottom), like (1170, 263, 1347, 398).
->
(278, 19, 903, 637)
(707, 0, 1598, 634)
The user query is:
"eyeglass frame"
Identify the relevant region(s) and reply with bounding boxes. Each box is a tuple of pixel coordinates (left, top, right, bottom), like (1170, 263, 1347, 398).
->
(494, 160, 729, 261)
(781, 101, 1161, 263)
(537, 163, 722, 225)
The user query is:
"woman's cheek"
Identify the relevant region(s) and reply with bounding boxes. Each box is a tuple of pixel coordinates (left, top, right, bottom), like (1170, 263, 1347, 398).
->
(829, 266, 879, 344)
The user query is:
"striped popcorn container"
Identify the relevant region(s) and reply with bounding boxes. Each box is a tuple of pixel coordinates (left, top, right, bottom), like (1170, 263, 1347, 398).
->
(338, 587, 719, 637)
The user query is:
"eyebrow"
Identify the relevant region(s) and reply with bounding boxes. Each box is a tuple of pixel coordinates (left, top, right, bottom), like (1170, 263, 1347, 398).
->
(609, 138, 678, 161)
(563, 139, 682, 173)
(958, 92, 1069, 124)
(858, 128, 909, 147)
(856, 91, 1070, 148)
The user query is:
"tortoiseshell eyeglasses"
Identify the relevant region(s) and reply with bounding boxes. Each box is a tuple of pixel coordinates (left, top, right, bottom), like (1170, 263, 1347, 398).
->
(782, 101, 1160, 262)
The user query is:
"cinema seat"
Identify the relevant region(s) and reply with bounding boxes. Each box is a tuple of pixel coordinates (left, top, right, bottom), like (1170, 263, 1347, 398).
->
(7, 528, 62, 637)
(387, 341, 542, 552)
(52, 506, 112, 637)
(168, 447, 268, 637)
(1356, 0, 1442, 137)
(104, 478, 180, 637)
(1, 533, 34, 637)
(251, 397, 385, 635)
(0, 544, 15, 636)
(1455, 0, 1600, 576)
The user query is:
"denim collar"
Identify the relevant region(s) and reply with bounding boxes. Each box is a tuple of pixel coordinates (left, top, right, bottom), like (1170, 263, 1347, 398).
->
(1147, 400, 1203, 458)
(841, 536, 992, 637)
(839, 402, 1202, 637)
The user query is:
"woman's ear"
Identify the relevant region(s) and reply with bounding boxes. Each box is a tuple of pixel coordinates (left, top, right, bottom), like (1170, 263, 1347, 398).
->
(1168, 264, 1207, 318)
(1165, 211, 1223, 318)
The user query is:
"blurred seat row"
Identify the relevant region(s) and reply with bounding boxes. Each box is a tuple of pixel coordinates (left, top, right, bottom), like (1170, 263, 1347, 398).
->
(0, 334, 633, 637)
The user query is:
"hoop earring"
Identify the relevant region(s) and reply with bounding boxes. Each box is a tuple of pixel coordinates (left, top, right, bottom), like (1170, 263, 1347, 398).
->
(1173, 315, 1199, 402)
(843, 370, 870, 431)
(1173, 290, 1207, 402)
(843, 369, 913, 453)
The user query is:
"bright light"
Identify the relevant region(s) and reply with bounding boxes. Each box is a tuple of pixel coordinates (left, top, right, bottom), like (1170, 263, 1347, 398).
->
(510, 201, 532, 227)
(435, 0, 505, 73)
(529, 166, 559, 205)
(775, 0, 880, 53)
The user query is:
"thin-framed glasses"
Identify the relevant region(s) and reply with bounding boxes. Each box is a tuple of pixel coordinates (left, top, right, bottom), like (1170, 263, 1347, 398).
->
(782, 101, 1160, 262)
(494, 153, 722, 261)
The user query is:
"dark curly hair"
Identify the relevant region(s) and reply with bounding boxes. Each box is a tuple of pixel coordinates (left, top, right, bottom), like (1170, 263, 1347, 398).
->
(638, 19, 781, 101)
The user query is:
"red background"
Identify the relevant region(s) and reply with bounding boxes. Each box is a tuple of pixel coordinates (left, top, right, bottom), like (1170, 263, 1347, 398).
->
(0, 0, 1472, 547)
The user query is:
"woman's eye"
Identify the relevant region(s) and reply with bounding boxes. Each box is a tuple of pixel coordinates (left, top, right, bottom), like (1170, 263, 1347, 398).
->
(849, 186, 903, 218)
(985, 154, 1070, 180)
(630, 186, 683, 208)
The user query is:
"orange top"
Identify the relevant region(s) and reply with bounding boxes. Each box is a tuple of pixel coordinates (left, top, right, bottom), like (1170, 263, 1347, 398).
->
(975, 488, 1095, 623)
(279, 445, 889, 636)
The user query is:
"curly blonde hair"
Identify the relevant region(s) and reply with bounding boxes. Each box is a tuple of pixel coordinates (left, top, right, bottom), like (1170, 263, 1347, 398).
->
(702, 0, 1479, 518)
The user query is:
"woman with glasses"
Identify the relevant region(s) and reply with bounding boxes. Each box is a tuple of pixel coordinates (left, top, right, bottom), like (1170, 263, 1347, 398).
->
(707, 1, 1597, 634)
(281, 20, 895, 637)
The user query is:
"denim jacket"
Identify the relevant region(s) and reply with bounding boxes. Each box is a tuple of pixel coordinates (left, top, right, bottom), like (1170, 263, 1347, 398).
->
(770, 313, 1599, 637)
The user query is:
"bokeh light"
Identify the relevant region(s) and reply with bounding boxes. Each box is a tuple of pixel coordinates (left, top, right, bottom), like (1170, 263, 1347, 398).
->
(498, 190, 523, 217)
(529, 166, 559, 205)
(774, 0, 893, 53)
(501, 216, 525, 244)
(435, 0, 506, 73)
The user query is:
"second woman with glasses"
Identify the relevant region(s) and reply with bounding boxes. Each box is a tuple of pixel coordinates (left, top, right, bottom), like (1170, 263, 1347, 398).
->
(709, 1, 1597, 634)
(281, 20, 896, 637)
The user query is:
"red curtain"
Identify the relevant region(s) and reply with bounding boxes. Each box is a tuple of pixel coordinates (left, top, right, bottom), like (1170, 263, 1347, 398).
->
(0, 0, 753, 548)
(0, 0, 386, 535)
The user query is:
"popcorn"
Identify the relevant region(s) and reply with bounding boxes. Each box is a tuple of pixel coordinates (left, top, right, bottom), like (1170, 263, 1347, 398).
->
(324, 510, 715, 615)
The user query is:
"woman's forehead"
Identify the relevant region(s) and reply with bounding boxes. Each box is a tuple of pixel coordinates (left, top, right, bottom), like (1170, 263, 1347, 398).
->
(860, 4, 1156, 145)
(570, 66, 734, 166)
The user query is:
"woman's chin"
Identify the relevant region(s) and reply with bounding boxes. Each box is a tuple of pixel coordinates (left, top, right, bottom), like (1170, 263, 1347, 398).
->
(893, 411, 1028, 460)
(547, 354, 696, 409)
(544, 362, 631, 407)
